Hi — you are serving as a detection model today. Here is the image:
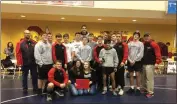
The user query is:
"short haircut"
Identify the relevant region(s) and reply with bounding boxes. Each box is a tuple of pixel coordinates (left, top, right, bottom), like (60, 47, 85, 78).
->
(75, 32, 81, 36)
(97, 35, 103, 39)
(40, 31, 46, 36)
(55, 33, 62, 38)
(81, 25, 87, 29)
(88, 33, 94, 37)
(55, 60, 62, 64)
(47, 32, 52, 35)
(144, 33, 150, 37)
(133, 32, 141, 37)
(63, 33, 69, 38)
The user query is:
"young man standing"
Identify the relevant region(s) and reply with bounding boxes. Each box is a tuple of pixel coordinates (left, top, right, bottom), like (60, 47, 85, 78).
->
(34, 32, 53, 95)
(99, 39, 119, 96)
(80, 25, 89, 39)
(16, 30, 38, 93)
(93, 35, 105, 91)
(113, 33, 128, 95)
(111, 33, 117, 47)
(46, 60, 68, 101)
(76, 37, 92, 64)
(63, 33, 75, 72)
(72, 32, 82, 62)
(47, 32, 53, 44)
(126, 32, 144, 96)
(52, 33, 67, 69)
(88, 33, 97, 67)
(141, 33, 161, 98)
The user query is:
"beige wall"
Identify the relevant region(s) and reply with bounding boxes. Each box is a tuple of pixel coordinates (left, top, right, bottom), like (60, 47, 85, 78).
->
(1, 19, 176, 58)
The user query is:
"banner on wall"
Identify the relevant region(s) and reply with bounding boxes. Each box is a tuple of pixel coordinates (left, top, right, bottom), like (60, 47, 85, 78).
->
(21, 1, 94, 7)
(167, 61, 176, 74)
(167, 0, 176, 14)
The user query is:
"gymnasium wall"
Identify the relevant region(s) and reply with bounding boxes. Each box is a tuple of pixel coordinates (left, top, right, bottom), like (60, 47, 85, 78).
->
(1, 19, 176, 58)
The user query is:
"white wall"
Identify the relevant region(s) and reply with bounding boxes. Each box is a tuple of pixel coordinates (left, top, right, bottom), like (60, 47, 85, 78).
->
(1, 1, 168, 11)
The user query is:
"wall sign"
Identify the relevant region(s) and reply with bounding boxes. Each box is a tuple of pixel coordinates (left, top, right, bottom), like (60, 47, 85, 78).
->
(167, 1, 176, 14)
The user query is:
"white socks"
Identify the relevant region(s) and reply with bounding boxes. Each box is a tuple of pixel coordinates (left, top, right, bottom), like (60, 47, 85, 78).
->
(131, 86, 134, 89)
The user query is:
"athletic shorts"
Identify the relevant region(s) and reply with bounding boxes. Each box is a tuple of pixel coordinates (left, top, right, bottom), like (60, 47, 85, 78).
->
(38, 64, 53, 80)
(127, 61, 142, 72)
(102, 67, 115, 75)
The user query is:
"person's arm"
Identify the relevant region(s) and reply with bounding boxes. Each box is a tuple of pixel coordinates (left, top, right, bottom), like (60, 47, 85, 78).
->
(93, 46, 100, 63)
(90, 69, 96, 83)
(113, 49, 119, 68)
(62, 69, 69, 84)
(151, 42, 162, 64)
(48, 68, 61, 87)
(34, 43, 43, 66)
(135, 42, 144, 61)
(52, 42, 57, 63)
(99, 49, 104, 62)
(71, 45, 75, 61)
(127, 42, 133, 63)
(121, 43, 128, 64)
(63, 45, 68, 64)
(76, 46, 82, 61)
(16, 42, 23, 66)
(68, 70, 75, 84)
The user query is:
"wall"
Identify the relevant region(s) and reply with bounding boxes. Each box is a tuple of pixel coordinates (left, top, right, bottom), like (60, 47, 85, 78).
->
(1, 19, 176, 58)
(2, 1, 167, 11)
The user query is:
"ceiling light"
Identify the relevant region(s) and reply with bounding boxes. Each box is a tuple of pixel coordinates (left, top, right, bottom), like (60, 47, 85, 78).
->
(132, 20, 137, 22)
(61, 17, 65, 20)
(98, 18, 102, 21)
(20, 15, 26, 18)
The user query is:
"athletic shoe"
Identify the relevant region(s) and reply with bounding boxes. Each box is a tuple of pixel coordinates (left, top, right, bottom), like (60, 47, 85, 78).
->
(146, 93, 154, 98)
(102, 90, 107, 95)
(135, 89, 141, 96)
(118, 89, 124, 96)
(112, 91, 117, 96)
(140, 89, 148, 94)
(55, 91, 64, 97)
(126, 88, 135, 95)
(46, 94, 52, 101)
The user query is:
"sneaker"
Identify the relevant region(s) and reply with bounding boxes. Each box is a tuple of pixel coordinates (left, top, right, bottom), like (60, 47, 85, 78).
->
(115, 87, 119, 92)
(118, 89, 124, 96)
(146, 93, 154, 98)
(46, 94, 52, 101)
(112, 91, 117, 96)
(55, 91, 64, 97)
(135, 89, 141, 96)
(140, 89, 148, 94)
(126, 88, 135, 95)
(102, 90, 107, 95)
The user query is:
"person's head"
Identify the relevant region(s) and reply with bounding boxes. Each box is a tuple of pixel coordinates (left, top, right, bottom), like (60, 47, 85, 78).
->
(47, 32, 53, 42)
(133, 32, 141, 40)
(116, 33, 122, 42)
(104, 39, 112, 49)
(111, 33, 117, 42)
(41, 32, 48, 42)
(82, 37, 88, 45)
(88, 33, 94, 42)
(7, 42, 13, 48)
(166, 42, 170, 46)
(103, 31, 108, 40)
(55, 33, 62, 43)
(97, 35, 103, 44)
(143, 33, 151, 42)
(75, 32, 81, 41)
(54, 60, 62, 70)
(24, 30, 31, 40)
(83, 61, 91, 70)
(81, 25, 87, 34)
(63, 33, 69, 43)
(75, 60, 82, 68)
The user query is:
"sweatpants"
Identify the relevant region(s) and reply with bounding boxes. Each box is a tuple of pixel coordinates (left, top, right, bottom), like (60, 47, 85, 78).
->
(141, 65, 155, 94)
(115, 66, 125, 89)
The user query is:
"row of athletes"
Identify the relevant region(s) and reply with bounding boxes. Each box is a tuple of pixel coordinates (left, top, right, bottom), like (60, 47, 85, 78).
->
(16, 30, 161, 101)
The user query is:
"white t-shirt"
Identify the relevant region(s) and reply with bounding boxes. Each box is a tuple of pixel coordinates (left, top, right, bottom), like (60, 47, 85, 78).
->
(71, 41, 82, 60)
(63, 43, 75, 62)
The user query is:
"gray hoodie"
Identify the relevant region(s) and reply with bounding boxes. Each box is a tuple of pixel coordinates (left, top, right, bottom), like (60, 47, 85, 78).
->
(128, 41, 144, 62)
(76, 44, 92, 62)
(99, 48, 119, 67)
(34, 41, 53, 66)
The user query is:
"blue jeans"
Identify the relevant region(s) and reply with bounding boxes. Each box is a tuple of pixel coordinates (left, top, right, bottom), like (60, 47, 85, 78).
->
(70, 84, 83, 96)
(83, 84, 97, 95)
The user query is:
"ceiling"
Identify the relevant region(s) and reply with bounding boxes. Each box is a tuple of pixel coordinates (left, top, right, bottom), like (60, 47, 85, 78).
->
(1, 13, 176, 25)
